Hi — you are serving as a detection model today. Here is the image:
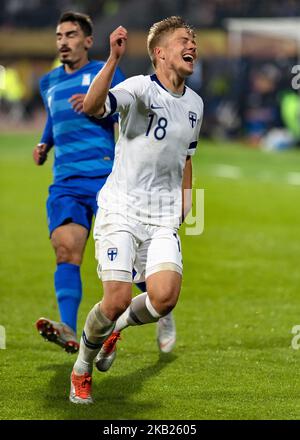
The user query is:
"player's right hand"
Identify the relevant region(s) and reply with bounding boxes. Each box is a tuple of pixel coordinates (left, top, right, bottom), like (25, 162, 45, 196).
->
(33, 143, 48, 165)
(69, 94, 86, 113)
(110, 26, 127, 60)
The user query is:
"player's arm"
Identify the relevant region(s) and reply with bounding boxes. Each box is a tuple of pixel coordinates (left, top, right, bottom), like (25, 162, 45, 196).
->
(70, 67, 126, 116)
(33, 112, 53, 165)
(33, 79, 54, 165)
(83, 26, 127, 116)
(182, 156, 193, 222)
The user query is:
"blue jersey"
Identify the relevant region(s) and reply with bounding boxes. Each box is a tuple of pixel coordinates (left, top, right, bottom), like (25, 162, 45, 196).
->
(40, 60, 125, 183)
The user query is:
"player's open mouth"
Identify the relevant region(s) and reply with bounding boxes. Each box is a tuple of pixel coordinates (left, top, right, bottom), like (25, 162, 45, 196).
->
(182, 54, 194, 65)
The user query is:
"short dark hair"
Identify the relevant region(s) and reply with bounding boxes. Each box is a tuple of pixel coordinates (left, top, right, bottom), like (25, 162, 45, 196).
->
(58, 11, 93, 36)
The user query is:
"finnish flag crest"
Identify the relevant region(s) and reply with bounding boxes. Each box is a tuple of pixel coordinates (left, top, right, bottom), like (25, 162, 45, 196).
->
(107, 247, 118, 261)
(189, 111, 197, 128)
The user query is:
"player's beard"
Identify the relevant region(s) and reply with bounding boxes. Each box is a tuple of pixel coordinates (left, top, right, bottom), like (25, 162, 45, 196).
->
(58, 47, 75, 66)
(59, 49, 86, 68)
(61, 58, 73, 66)
(59, 54, 73, 66)
(60, 54, 80, 69)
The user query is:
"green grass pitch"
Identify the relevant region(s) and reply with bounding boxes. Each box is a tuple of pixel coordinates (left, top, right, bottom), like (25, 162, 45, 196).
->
(1, 133, 300, 420)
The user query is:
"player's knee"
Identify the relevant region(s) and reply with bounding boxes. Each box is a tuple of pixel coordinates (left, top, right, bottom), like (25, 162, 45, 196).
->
(102, 299, 131, 321)
(54, 244, 82, 265)
(102, 283, 132, 321)
(112, 299, 131, 320)
(157, 295, 178, 316)
(149, 286, 179, 316)
(55, 244, 70, 263)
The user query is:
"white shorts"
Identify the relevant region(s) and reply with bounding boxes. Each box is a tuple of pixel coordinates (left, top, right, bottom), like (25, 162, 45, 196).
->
(94, 210, 183, 283)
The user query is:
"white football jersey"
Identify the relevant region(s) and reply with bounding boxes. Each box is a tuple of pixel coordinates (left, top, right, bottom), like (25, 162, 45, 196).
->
(98, 74, 204, 228)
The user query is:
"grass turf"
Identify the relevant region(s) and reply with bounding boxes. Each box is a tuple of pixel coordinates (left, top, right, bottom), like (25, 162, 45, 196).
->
(1, 133, 300, 420)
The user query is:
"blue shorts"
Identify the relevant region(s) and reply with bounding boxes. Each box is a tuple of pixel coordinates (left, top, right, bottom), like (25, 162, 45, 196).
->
(47, 176, 107, 236)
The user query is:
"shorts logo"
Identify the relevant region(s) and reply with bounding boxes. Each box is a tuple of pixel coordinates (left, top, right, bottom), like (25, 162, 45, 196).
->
(189, 111, 197, 128)
(107, 247, 118, 261)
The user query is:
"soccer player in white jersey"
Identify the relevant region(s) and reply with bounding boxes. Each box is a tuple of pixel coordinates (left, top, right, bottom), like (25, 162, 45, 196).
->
(69, 16, 203, 404)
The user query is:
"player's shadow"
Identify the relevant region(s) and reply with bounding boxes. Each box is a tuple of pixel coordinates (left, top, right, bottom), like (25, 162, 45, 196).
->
(39, 352, 177, 419)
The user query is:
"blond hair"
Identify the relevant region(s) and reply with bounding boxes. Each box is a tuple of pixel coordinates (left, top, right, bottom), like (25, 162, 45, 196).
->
(147, 16, 195, 67)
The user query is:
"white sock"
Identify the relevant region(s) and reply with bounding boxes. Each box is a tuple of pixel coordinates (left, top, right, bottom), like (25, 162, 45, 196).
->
(115, 292, 162, 332)
(73, 302, 115, 375)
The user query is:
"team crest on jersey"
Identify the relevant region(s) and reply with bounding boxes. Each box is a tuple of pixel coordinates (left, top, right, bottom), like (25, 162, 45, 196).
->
(82, 74, 91, 86)
(107, 248, 118, 261)
(189, 111, 197, 128)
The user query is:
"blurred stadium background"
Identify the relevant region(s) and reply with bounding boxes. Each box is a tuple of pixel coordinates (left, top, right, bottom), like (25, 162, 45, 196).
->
(2, 0, 300, 421)
(2, 0, 300, 146)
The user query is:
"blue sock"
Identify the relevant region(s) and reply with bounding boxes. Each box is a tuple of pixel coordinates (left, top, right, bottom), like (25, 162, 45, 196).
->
(54, 263, 82, 334)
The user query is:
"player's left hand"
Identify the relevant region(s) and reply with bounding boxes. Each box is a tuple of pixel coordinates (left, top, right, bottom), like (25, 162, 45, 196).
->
(69, 94, 86, 113)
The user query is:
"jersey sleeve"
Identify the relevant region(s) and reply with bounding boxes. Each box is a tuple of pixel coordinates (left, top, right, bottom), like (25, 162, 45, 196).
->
(39, 77, 54, 147)
(40, 112, 54, 146)
(187, 98, 204, 156)
(102, 75, 144, 118)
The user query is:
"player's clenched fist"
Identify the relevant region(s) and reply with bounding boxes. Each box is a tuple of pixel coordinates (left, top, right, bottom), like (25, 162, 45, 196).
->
(110, 26, 127, 60)
(33, 143, 49, 165)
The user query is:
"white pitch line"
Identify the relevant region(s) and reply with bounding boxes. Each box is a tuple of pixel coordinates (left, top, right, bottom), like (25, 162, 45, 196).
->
(287, 172, 300, 186)
(212, 164, 242, 179)
(210, 165, 300, 185)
